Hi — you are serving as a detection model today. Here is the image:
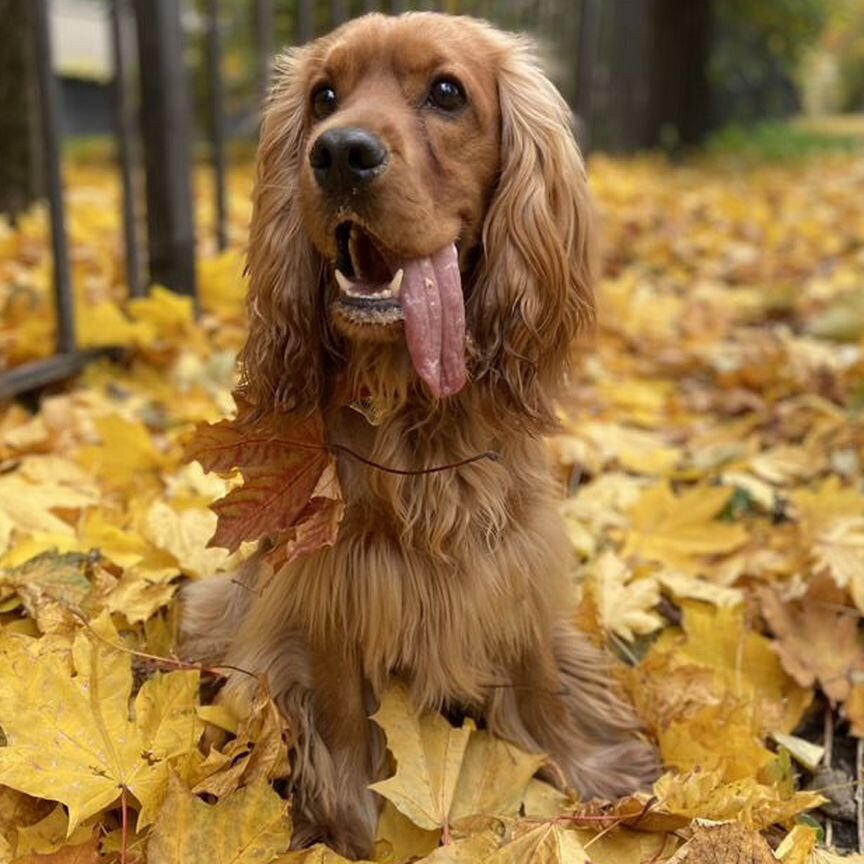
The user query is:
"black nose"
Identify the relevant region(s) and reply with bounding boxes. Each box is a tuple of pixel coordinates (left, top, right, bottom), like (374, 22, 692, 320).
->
(309, 127, 388, 194)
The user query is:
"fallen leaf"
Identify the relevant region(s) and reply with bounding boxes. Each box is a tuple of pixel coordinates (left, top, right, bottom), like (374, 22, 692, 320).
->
(0, 612, 196, 832)
(191, 684, 291, 797)
(143, 501, 229, 579)
(668, 822, 775, 863)
(658, 701, 774, 781)
(147, 776, 293, 864)
(623, 483, 749, 573)
(14, 833, 100, 864)
(654, 769, 825, 829)
(590, 551, 663, 641)
(13, 805, 93, 856)
(759, 574, 864, 705)
(370, 686, 471, 832)
(449, 732, 546, 823)
(486, 823, 590, 863)
(187, 401, 343, 565)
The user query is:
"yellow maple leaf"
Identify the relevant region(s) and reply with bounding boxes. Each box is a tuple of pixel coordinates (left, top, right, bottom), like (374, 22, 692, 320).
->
(147, 776, 292, 864)
(573, 421, 680, 476)
(143, 501, 229, 580)
(198, 249, 247, 320)
(14, 804, 94, 857)
(0, 613, 200, 832)
(589, 551, 663, 641)
(810, 516, 864, 609)
(646, 602, 811, 734)
(128, 285, 195, 335)
(485, 823, 590, 863)
(0, 473, 95, 557)
(792, 476, 864, 535)
(449, 732, 546, 824)
(78, 300, 155, 350)
(623, 483, 748, 573)
(375, 801, 440, 862)
(597, 378, 674, 428)
(370, 686, 472, 832)
(103, 574, 179, 625)
(411, 832, 503, 863)
(76, 414, 167, 493)
(191, 684, 291, 798)
(653, 769, 825, 829)
(0, 552, 94, 637)
(573, 826, 677, 864)
(79, 509, 162, 569)
(658, 701, 775, 781)
(370, 687, 545, 837)
(656, 569, 744, 608)
(274, 846, 360, 864)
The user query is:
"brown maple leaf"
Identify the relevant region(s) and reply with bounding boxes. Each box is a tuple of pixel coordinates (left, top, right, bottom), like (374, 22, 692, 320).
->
(758, 574, 864, 706)
(185, 399, 343, 568)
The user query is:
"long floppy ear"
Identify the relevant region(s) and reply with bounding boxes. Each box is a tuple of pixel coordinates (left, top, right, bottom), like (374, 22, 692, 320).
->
(238, 47, 328, 415)
(470, 36, 596, 428)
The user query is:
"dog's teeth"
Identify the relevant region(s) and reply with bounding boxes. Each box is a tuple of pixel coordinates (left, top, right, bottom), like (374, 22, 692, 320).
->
(388, 268, 404, 297)
(335, 270, 354, 293)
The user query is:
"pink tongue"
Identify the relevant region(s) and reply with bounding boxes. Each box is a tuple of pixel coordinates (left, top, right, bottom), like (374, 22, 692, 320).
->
(400, 243, 466, 398)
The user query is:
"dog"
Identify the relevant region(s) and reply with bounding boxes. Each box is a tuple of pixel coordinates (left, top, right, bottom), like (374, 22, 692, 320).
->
(181, 12, 658, 858)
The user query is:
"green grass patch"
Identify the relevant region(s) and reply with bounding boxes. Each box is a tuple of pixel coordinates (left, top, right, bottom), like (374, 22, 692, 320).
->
(707, 115, 864, 160)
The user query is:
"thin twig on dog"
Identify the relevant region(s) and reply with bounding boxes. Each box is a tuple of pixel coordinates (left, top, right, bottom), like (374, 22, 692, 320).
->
(330, 443, 499, 476)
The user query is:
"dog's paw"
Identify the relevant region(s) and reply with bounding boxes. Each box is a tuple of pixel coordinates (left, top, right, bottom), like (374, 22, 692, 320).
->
(290, 813, 376, 861)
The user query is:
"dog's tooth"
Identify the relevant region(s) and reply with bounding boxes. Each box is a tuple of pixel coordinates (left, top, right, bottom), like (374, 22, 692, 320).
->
(335, 270, 353, 294)
(388, 268, 404, 297)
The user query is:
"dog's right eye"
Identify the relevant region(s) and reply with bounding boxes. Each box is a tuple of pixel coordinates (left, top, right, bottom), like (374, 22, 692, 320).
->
(311, 85, 338, 119)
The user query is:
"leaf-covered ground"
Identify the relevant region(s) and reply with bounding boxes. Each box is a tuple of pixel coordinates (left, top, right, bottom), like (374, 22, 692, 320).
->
(1, 144, 864, 862)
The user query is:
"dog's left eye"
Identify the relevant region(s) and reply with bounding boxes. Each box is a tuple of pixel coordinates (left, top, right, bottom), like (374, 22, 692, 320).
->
(427, 78, 466, 112)
(311, 85, 338, 119)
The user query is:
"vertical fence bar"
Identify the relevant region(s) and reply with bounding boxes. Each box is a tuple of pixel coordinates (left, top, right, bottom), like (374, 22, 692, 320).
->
(109, 0, 143, 297)
(363, 0, 379, 12)
(575, 0, 598, 154)
(389, 0, 406, 13)
(206, 0, 228, 251)
(254, 0, 274, 102)
(297, 0, 314, 43)
(31, 0, 76, 354)
(132, 0, 197, 300)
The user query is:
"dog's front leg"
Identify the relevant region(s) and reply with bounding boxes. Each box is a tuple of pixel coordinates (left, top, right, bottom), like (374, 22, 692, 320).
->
(289, 641, 383, 860)
(487, 625, 659, 800)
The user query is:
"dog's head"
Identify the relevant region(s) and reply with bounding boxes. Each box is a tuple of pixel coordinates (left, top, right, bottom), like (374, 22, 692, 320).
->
(241, 13, 595, 424)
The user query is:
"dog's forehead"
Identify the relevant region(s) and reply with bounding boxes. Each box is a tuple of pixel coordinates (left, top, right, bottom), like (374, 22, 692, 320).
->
(319, 14, 501, 87)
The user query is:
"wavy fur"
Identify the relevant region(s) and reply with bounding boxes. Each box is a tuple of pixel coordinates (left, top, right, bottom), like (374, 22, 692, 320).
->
(183, 13, 656, 859)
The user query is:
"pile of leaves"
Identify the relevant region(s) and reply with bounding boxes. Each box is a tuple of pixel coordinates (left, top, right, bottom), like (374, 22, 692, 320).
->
(0, 146, 863, 862)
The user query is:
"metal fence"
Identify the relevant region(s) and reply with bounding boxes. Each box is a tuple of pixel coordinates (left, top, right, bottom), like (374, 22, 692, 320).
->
(0, 0, 647, 401)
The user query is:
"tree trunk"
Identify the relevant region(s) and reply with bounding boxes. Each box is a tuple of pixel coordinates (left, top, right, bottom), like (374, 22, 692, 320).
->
(0, 0, 40, 220)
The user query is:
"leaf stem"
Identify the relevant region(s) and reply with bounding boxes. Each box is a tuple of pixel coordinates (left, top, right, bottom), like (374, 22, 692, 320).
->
(120, 787, 128, 864)
(330, 444, 499, 476)
(70, 608, 258, 681)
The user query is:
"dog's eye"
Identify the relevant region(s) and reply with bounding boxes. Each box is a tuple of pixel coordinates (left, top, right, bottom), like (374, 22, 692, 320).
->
(427, 78, 466, 112)
(311, 85, 338, 119)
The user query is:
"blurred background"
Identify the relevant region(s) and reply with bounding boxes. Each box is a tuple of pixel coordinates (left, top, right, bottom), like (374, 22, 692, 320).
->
(1, 0, 863, 395)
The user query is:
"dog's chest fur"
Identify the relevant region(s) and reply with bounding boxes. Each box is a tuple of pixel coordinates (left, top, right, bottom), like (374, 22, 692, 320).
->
(266, 405, 573, 709)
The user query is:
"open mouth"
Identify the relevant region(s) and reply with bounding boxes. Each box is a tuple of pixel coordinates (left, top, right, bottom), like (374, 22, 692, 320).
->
(331, 222, 404, 328)
(329, 221, 468, 398)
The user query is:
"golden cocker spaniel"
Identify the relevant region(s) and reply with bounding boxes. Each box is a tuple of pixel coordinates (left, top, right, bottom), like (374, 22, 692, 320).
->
(182, 12, 658, 858)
